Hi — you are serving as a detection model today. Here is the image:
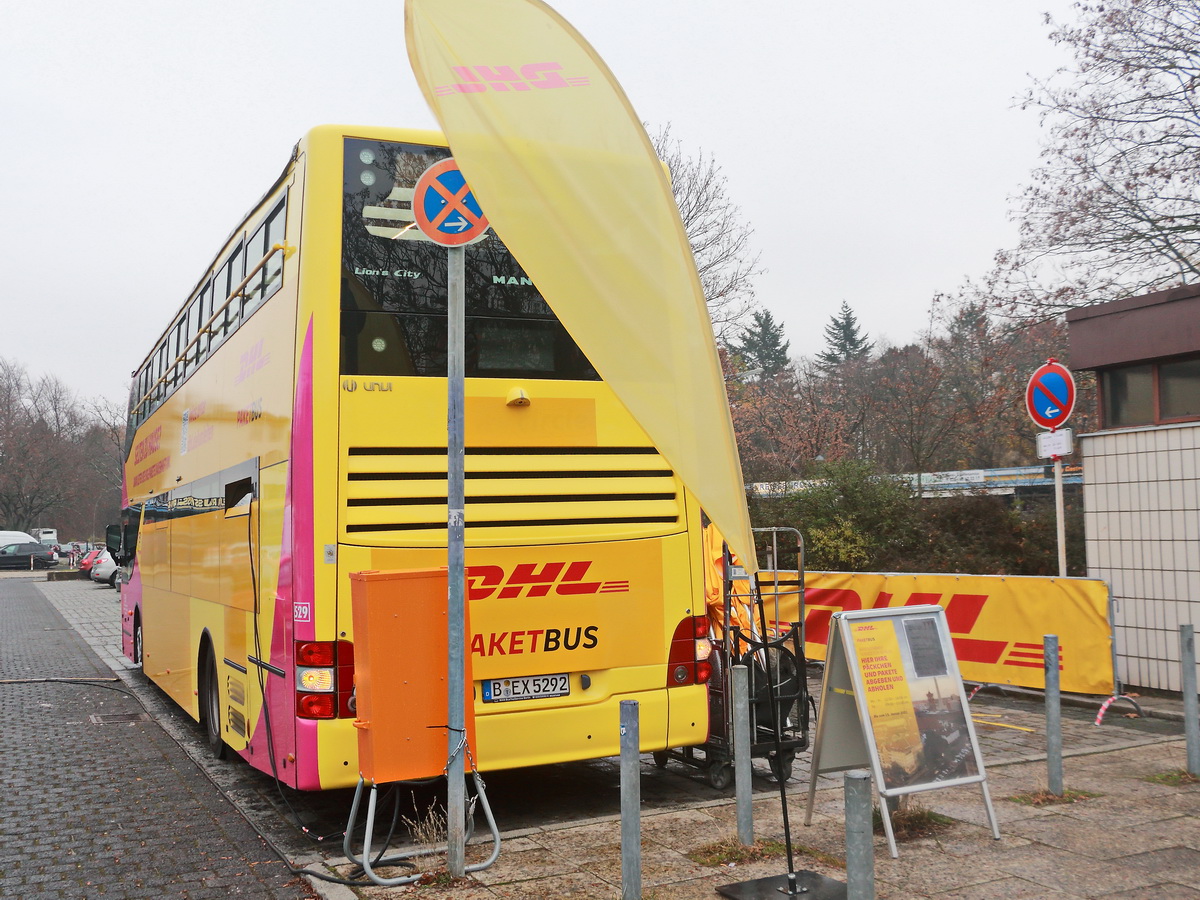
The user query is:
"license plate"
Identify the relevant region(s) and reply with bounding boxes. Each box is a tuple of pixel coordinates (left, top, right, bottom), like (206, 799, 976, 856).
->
(482, 673, 570, 703)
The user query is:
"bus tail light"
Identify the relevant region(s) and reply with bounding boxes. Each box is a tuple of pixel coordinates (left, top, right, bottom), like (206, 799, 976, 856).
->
(297, 693, 336, 719)
(666, 616, 713, 687)
(295, 640, 355, 719)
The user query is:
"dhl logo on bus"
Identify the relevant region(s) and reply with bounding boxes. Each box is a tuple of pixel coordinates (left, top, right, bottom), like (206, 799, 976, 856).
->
(466, 561, 628, 602)
(435, 62, 591, 96)
(775, 588, 1059, 671)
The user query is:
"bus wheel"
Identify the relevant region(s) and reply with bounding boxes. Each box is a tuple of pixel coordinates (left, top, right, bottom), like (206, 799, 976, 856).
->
(652, 751, 670, 769)
(132, 614, 143, 668)
(201, 648, 227, 760)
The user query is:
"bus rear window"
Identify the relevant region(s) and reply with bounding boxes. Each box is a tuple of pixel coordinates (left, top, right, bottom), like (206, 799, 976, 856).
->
(341, 138, 598, 381)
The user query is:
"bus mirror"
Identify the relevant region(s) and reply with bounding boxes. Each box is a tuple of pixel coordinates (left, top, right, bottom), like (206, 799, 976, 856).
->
(105, 524, 122, 557)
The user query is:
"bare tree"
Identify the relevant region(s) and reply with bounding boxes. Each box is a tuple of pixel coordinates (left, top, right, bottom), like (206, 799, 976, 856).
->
(997, 0, 1200, 319)
(0, 358, 125, 538)
(650, 124, 764, 343)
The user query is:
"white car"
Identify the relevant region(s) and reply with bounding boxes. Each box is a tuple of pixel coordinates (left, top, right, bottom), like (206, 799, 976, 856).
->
(90, 551, 119, 587)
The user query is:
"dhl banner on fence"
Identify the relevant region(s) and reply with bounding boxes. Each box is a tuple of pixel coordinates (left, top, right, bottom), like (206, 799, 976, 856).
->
(738, 571, 1113, 696)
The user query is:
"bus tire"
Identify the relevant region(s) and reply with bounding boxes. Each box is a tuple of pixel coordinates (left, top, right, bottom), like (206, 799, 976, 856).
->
(200, 646, 227, 760)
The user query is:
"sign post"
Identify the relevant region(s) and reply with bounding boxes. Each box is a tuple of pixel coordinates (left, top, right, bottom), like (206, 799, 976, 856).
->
(413, 157, 490, 877)
(1026, 360, 1076, 577)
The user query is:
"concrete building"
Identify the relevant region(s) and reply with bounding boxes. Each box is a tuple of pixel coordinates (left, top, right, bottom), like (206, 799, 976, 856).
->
(1067, 285, 1200, 690)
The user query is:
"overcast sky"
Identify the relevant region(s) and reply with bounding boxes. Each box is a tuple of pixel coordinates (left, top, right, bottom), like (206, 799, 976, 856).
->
(0, 0, 1076, 404)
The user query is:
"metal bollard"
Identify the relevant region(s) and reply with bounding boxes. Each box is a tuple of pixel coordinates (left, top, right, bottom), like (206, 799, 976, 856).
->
(1045, 635, 1063, 796)
(844, 770, 875, 900)
(1181, 625, 1200, 777)
(619, 700, 641, 900)
(732, 664, 753, 845)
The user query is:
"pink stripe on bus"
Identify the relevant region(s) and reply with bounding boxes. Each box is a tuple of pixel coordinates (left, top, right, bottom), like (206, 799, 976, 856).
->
(291, 317, 317, 643)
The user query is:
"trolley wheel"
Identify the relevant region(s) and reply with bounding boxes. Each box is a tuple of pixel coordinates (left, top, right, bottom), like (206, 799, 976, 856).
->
(707, 760, 733, 791)
(200, 647, 227, 760)
(652, 750, 670, 769)
(769, 750, 795, 783)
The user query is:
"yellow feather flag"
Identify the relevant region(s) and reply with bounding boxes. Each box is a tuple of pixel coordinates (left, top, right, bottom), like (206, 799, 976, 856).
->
(405, 0, 758, 574)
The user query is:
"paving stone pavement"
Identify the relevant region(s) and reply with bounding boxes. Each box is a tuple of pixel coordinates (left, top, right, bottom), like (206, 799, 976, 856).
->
(0, 573, 320, 900)
(8, 571, 1200, 898)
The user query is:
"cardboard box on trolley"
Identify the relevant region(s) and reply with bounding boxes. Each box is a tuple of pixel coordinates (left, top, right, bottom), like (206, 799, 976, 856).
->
(349, 568, 476, 783)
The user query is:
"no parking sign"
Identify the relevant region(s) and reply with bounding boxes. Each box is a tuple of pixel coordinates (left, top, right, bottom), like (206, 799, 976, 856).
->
(1025, 360, 1076, 430)
(412, 158, 491, 246)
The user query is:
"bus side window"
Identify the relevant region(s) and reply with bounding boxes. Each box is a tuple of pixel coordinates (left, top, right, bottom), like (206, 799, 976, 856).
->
(226, 243, 245, 334)
(263, 197, 286, 297)
(198, 280, 213, 361)
(184, 296, 201, 375)
(245, 223, 267, 317)
(224, 477, 254, 517)
(172, 319, 185, 387)
(213, 259, 233, 348)
(155, 343, 167, 405)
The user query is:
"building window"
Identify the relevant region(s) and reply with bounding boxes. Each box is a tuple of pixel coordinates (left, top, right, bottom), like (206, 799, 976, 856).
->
(1101, 356, 1200, 427)
(1160, 358, 1200, 420)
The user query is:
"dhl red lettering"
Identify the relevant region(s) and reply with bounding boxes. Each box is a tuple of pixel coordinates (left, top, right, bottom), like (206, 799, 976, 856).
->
(525, 628, 544, 647)
(131, 455, 171, 488)
(464, 561, 623, 600)
(944, 594, 988, 633)
(905, 592, 943, 607)
(804, 588, 863, 644)
(466, 565, 504, 601)
(497, 562, 566, 599)
(951, 637, 1007, 665)
(508, 631, 525, 654)
(488, 632, 508, 655)
(1002, 643, 1062, 669)
(871, 591, 894, 609)
(556, 560, 602, 595)
(133, 426, 163, 465)
(470, 634, 484, 656)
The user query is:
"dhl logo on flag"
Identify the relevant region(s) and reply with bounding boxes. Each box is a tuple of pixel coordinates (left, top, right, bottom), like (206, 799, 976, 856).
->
(742, 571, 1112, 696)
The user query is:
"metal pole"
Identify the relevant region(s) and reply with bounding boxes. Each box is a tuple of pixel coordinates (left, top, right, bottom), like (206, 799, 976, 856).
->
(844, 770, 875, 900)
(619, 700, 641, 900)
(1054, 455, 1067, 577)
(1181, 625, 1200, 777)
(732, 664, 753, 845)
(446, 245, 466, 876)
(1044, 634, 1063, 796)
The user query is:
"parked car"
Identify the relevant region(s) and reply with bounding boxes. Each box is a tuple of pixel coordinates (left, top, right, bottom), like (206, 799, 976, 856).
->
(0, 542, 58, 569)
(90, 551, 119, 587)
(78, 549, 103, 573)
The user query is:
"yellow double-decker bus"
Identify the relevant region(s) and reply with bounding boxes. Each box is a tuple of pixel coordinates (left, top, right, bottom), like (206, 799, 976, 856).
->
(116, 125, 714, 790)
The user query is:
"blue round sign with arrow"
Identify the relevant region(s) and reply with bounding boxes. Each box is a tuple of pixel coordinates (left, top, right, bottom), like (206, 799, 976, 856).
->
(412, 157, 490, 246)
(1026, 360, 1076, 429)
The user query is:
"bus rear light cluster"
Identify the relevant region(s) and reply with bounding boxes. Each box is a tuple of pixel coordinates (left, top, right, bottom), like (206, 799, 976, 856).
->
(295, 640, 355, 719)
(666, 616, 713, 687)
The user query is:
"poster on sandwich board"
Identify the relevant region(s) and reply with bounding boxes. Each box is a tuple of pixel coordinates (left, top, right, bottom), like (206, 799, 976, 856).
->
(803, 605, 999, 857)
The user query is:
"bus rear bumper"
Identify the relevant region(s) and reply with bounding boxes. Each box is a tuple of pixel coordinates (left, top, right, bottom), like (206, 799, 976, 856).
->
(472, 683, 708, 771)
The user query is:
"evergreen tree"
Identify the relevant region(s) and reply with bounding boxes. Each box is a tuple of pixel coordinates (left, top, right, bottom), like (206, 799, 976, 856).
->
(815, 302, 873, 372)
(732, 309, 791, 376)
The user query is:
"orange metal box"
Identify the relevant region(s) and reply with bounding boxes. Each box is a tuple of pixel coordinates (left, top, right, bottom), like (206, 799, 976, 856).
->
(349, 568, 475, 783)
